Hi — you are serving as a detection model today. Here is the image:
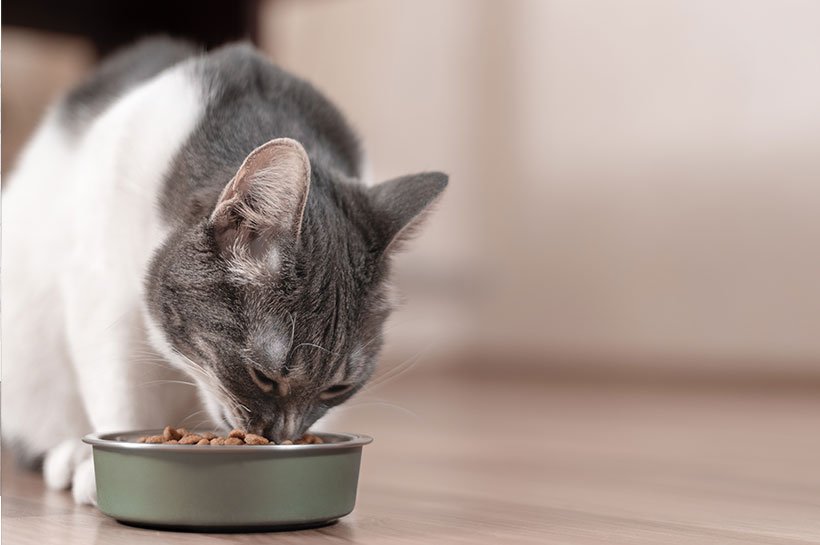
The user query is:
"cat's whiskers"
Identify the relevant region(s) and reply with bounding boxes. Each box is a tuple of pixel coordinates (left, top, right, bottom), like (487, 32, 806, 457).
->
(127, 352, 195, 378)
(173, 350, 251, 414)
(360, 342, 437, 394)
(127, 353, 175, 365)
(355, 316, 418, 353)
(183, 414, 217, 432)
(178, 409, 209, 427)
(239, 347, 267, 370)
(367, 354, 426, 390)
(197, 376, 251, 417)
(286, 311, 296, 353)
(289, 342, 339, 357)
(198, 367, 250, 413)
(136, 379, 198, 388)
(331, 399, 420, 419)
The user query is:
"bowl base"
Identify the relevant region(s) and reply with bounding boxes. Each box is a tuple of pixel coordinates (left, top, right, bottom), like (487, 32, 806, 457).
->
(114, 517, 339, 533)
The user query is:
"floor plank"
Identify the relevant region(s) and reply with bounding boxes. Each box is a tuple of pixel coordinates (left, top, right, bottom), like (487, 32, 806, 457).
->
(3, 377, 819, 544)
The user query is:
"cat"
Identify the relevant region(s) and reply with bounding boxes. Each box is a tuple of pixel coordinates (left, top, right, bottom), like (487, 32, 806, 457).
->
(1, 37, 447, 505)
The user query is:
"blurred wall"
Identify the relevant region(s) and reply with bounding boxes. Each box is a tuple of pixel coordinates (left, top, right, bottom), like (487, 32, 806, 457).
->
(261, 0, 820, 379)
(4, 1, 820, 382)
(1, 28, 95, 173)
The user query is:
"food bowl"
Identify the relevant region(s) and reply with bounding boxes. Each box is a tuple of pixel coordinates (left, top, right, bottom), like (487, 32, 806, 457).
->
(83, 430, 372, 531)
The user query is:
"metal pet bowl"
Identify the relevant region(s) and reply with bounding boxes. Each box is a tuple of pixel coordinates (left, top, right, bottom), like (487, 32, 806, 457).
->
(83, 430, 372, 531)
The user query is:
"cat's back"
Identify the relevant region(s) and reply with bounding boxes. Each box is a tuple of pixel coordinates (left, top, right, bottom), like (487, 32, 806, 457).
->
(160, 43, 363, 226)
(5, 39, 364, 269)
(3, 37, 207, 292)
(60, 36, 200, 133)
(5, 36, 200, 206)
(1, 38, 207, 454)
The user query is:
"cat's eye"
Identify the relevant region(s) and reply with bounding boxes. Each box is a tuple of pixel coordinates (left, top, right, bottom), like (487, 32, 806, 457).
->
(247, 366, 277, 394)
(319, 383, 353, 400)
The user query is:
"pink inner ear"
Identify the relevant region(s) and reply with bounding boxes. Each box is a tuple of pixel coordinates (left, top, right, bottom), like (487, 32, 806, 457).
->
(210, 178, 247, 252)
(209, 138, 312, 255)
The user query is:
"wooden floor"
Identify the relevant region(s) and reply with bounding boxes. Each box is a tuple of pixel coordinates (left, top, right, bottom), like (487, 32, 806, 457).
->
(3, 375, 820, 544)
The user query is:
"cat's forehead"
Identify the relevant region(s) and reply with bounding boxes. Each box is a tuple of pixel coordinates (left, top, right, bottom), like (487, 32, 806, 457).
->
(233, 247, 394, 371)
(245, 308, 292, 360)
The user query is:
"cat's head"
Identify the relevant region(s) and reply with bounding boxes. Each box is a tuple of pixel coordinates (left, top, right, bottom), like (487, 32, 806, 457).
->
(145, 138, 446, 441)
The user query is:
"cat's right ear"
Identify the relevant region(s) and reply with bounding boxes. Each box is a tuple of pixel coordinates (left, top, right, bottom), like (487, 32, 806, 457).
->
(368, 171, 448, 257)
(209, 138, 311, 258)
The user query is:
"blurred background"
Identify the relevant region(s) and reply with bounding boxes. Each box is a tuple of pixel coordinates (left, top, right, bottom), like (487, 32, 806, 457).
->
(5, 0, 820, 388)
(4, 1, 820, 542)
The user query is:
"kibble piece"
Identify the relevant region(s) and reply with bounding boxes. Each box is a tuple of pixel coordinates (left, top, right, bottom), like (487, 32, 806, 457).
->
(135, 426, 327, 447)
(244, 433, 270, 445)
(178, 434, 204, 445)
(163, 426, 183, 441)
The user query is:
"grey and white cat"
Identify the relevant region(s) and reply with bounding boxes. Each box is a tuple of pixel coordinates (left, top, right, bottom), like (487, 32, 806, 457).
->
(2, 38, 446, 504)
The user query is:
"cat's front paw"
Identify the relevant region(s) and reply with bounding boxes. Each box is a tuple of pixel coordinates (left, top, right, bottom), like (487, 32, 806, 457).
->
(43, 438, 97, 505)
(43, 439, 87, 490)
(72, 457, 97, 506)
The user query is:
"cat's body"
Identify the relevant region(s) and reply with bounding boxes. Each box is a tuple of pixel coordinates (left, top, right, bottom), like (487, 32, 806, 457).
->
(2, 39, 446, 504)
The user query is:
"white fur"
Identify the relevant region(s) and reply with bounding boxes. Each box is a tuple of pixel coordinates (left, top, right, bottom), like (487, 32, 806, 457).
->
(358, 147, 375, 187)
(2, 63, 209, 504)
(143, 308, 246, 430)
(43, 438, 88, 490)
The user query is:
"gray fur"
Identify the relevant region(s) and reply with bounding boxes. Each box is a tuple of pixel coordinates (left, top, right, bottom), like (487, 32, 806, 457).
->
(60, 36, 200, 131)
(9, 438, 44, 472)
(159, 44, 362, 228)
(142, 43, 447, 441)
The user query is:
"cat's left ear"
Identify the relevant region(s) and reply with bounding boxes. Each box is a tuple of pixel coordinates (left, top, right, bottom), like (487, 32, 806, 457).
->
(368, 171, 448, 257)
(210, 138, 311, 257)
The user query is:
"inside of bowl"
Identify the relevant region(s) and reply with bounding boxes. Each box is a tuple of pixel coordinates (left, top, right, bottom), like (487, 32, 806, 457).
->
(108, 430, 346, 445)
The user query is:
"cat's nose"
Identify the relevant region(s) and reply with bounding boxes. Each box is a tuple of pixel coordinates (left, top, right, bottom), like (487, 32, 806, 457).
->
(283, 411, 301, 439)
(267, 411, 301, 443)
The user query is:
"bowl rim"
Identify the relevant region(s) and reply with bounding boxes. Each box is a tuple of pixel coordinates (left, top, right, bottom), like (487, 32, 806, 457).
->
(83, 429, 373, 453)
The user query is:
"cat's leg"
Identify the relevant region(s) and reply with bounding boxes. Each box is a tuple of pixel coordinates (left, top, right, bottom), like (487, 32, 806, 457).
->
(1, 284, 97, 501)
(65, 332, 200, 505)
(43, 438, 88, 489)
(60, 282, 201, 504)
(53, 299, 137, 505)
(1, 108, 96, 485)
(70, 457, 98, 505)
(1, 281, 92, 478)
(42, 438, 97, 504)
(61, 309, 199, 503)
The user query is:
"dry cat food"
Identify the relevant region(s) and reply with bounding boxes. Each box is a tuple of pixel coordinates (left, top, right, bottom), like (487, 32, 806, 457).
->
(136, 426, 324, 446)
